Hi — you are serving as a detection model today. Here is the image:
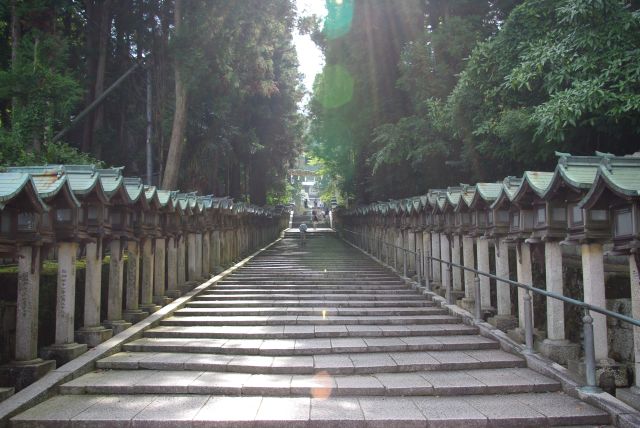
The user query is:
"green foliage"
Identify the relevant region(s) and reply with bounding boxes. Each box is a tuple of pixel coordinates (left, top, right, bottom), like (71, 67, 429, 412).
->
(450, 0, 640, 179)
(310, 0, 640, 200)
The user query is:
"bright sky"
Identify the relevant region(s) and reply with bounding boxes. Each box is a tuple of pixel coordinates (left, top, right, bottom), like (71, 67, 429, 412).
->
(293, 0, 327, 107)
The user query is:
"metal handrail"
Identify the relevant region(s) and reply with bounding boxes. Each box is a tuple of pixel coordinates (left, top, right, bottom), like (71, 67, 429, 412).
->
(338, 226, 639, 393)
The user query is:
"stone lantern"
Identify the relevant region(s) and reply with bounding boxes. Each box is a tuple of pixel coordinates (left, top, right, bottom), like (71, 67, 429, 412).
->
(491, 176, 538, 340)
(466, 181, 510, 323)
(158, 190, 182, 299)
(5, 166, 87, 366)
(579, 155, 640, 397)
(0, 172, 54, 389)
(61, 165, 113, 349)
(488, 177, 522, 240)
(0, 173, 47, 252)
(142, 185, 170, 306)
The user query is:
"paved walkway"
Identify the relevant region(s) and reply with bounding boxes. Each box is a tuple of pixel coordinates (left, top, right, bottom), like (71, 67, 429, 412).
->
(11, 232, 611, 426)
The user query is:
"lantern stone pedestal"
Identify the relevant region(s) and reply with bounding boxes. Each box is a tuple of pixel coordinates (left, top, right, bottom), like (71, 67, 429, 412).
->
(488, 314, 518, 331)
(42, 242, 88, 365)
(569, 358, 628, 389)
(40, 343, 87, 367)
(507, 327, 546, 346)
(76, 241, 113, 347)
(457, 297, 475, 313)
(104, 240, 132, 335)
(537, 339, 580, 365)
(0, 359, 55, 392)
(75, 326, 113, 348)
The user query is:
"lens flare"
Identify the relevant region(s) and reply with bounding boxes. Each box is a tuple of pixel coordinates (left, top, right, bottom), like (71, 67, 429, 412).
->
(323, 0, 353, 40)
(317, 64, 354, 109)
(311, 370, 333, 399)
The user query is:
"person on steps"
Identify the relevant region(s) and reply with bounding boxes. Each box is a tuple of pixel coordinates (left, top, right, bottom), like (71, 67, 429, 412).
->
(299, 222, 308, 246)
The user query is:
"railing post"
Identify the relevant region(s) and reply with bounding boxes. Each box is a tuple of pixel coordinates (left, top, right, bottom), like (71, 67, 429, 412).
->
(581, 309, 601, 393)
(416, 248, 422, 285)
(447, 262, 454, 304)
(403, 250, 407, 278)
(394, 244, 398, 271)
(523, 290, 534, 353)
(424, 250, 431, 291)
(474, 275, 482, 321)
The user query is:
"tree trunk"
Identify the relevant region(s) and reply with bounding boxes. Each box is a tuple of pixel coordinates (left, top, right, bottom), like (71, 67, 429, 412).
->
(162, 0, 188, 190)
(10, 0, 20, 124)
(81, 1, 98, 153)
(91, 0, 112, 158)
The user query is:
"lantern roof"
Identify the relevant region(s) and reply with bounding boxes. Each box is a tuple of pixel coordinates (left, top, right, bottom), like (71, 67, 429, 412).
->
(54, 164, 107, 199)
(541, 152, 613, 200)
(123, 177, 147, 207)
(580, 155, 640, 208)
(97, 167, 129, 201)
(470, 182, 502, 208)
(0, 172, 49, 212)
(454, 184, 476, 212)
(514, 171, 554, 200)
(5, 165, 80, 208)
(156, 189, 176, 209)
(490, 176, 523, 209)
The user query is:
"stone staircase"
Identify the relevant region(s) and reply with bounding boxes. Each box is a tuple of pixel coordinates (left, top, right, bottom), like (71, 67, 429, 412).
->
(10, 232, 611, 426)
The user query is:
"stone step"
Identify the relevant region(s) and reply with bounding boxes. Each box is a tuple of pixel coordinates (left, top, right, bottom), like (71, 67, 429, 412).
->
(210, 285, 417, 292)
(175, 307, 448, 317)
(207, 287, 420, 295)
(123, 337, 502, 357)
(98, 349, 520, 374)
(187, 300, 433, 308)
(60, 367, 560, 397)
(162, 314, 461, 326)
(10, 393, 611, 427)
(196, 293, 427, 301)
(217, 280, 406, 285)
(149, 323, 478, 339)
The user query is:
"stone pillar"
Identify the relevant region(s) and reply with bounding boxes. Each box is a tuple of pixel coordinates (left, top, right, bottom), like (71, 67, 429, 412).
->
(630, 255, 640, 387)
(42, 242, 87, 364)
(540, 240, 579, 364)
(104, 239, 131, 334)
(187, 233, 197, 281)
(431, 232, 441, 284)
(516, 243, 533, 330)
(212, 230, 221, 272)
(122, 240, 147, 324)
(422, 231, 431, 284)
(451, 234, 463, 293)
(440, 233, 451, 297)
(15, 246, 42, 362)
(581, 243, 608, 361)
(177, 235, 186, 288)
(462, 236, 475, 301)
(195, 233, 203, 278)
(407, 230, 416, 274)
(76, 241, 112, 346)
(395, 230, 403, 271)
(139, 238, 159, 314)
(153, 237, 167, 305)
(0, 245, 55, 390)
(202, 231, 211, 276)
(544, 241, 565, 340)
(476, 237, 491, 310)
(488, 239, 517, 331)
(166, 236, 180, 298)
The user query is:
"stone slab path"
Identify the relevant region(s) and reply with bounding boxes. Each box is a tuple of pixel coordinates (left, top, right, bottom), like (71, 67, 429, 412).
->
(10, 232, 611, 427)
